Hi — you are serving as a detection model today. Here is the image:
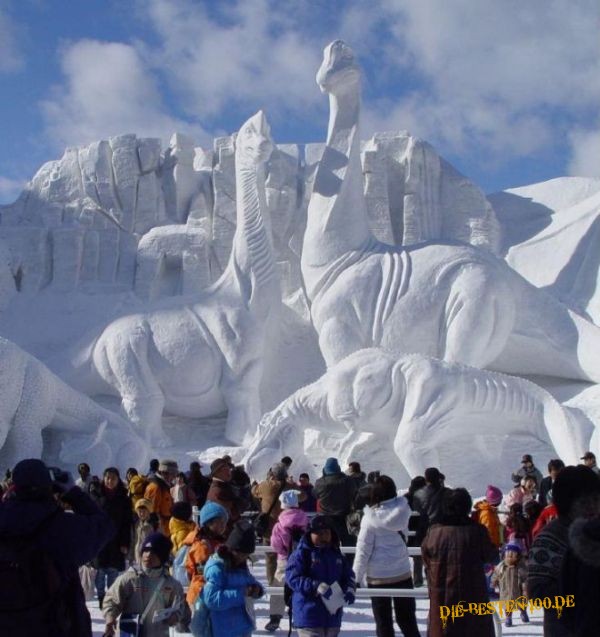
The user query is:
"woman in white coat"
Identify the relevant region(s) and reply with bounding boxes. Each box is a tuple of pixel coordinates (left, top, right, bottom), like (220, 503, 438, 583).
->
(353, 475, 421, 637)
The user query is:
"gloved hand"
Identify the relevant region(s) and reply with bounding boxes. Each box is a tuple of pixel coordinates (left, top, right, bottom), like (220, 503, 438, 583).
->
(48, 467, 76, 494)
(317, 582, 332, 599)
(344, 590, 356, 605)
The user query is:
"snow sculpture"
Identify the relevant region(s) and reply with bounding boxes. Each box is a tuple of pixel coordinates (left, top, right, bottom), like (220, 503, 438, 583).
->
(242, 348, 593, 490)
(55, 111, 280, 446)
(0, 336, 148, 470)
(301, 41, 600, 382)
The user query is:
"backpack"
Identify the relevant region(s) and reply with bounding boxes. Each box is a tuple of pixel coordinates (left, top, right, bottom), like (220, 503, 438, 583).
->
(0, 509, 62, 635)
(173, 544, 190, 587)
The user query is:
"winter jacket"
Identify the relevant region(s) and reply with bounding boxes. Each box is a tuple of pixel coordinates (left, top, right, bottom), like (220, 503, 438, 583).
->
(353, 496, 411, 584)
(527, 518, 571, 637)
(491, 561, 527, 600)
(144, 477, 174, 536)
(503, 486, 536, 510)
(184, 530, 222, 606)
(103, 566, 191, 637)
(511, 465, 544, 488)
(538, 475, 554, 508)
(298, 484, 317, 512)
(421, 518, 497, 637)
(285, 534, 356, 629)
(559, 516, 600, 636)
(532, 504, 558, 539)
(270, 507, 310, 560)
(412, 484, 450, 528)
(472, 500, 503, 547)
(314, 472, 357, 517)
(169, 517, 196, 554)
(90, 482, 132, 571)
(202, 553, 263, 637)
(206, 479, 243, 527)
(0, 487, 115, 637)
(251, 477, 288, 535)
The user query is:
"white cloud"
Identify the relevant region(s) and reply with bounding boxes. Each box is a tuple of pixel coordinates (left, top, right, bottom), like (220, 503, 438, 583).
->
(568, 127, 600, 178)
(40, 39, 210, 150)
(0, 8, 25, 73)
(0, 176, 25, 204)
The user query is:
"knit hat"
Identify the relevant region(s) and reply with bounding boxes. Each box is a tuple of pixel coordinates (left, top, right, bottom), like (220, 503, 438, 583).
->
(225, 520, 256, 554)
(503, 543, 522, 555)
(134, 498, 153, 513)
(171, 501, 192, 521)
(279, 489, 301, 509)
(158, 459, 178, 473)
(12, 459, 52, 491)
(200, 501, 229, 526)
(308, 515, 334, 533)
(140, 532, 172, 563)
(323, 457, 341, 475)
(270, 462, 288, 481)
(486, 485, 503, 506)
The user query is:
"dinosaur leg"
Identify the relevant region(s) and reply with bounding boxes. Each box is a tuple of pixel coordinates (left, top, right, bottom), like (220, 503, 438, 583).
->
(221, 361, 263, 445)
(318, 314, 366, 367)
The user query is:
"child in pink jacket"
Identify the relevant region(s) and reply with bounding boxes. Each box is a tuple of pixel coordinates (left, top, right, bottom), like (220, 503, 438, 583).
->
(270, 490, 309, 581)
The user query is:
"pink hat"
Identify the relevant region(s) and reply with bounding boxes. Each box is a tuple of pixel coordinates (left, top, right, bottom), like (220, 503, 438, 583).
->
(486, 485, 502, 505)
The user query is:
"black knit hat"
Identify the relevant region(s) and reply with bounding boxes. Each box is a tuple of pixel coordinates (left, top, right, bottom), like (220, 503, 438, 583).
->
(308, 515, 335, 533)
(140, 532, 172, 563)
(171, 501, 192, 521)
(225, 520, 256, 554)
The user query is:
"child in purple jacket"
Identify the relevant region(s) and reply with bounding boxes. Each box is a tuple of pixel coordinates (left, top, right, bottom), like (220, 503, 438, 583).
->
(270, 490, 309, 581)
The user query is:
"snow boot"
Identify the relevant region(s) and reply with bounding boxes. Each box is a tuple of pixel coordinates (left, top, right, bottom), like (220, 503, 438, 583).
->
(98, 593, 105, 610)
(505, 612, 513, 627)
(265, 614, 282, 632)
(520, 609, 530, 623)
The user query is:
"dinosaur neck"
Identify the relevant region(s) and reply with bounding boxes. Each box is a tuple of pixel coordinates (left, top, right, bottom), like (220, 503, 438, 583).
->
(229, 158, 278, 305)
(302, 87, 372, 296)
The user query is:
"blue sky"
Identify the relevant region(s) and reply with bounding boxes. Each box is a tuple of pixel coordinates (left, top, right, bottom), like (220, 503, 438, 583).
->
(0, 0, 598, 204)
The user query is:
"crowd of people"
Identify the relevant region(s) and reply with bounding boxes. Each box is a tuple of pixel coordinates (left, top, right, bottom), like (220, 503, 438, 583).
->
(0, 449, 599, 636)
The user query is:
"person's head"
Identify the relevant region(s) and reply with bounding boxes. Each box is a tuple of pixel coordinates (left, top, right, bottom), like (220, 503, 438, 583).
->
(125, 467, 138, 482)
(298, 473, 311, 487)
(521, 454, 534, 471)
(77, 463, 90, 479)
(280, 489, 301, 510)
(503, 543, 522, 567)
(367, 470, 381, 484)
(553, 465, 600, 520)
(158, 460, 179, 486)
(149, 458, 159, 473)
(408, 475, 426, 495)
(581, 452, 597, 469)
(442, 488, 472, 520)
(210, 457, 232, 481)
(521, 475, 537, 493)
(175, 472, 187, 486)
(424, 467, 444, 488)
(140, 532, 172, 568)
(189, 461, 201, 473)
(308, 515, 335, 547)
(269, 463, 288, 482)
(485, 485, 503, 506)
(103, 467, 121, 490)
(524, 499, 543, 523)
(135, 498, 153, 521)
(548, 459, 565, 481)
(281, 456, 293, 469)
(171, 501, 192, 522)
(322, 457, 341, 476)
(224, 519, 256, 565)
(12, 458, 53, 501)
(369, 475, 397, 506)
(347, 461, 362, 475)
(199, 501, 229, 536)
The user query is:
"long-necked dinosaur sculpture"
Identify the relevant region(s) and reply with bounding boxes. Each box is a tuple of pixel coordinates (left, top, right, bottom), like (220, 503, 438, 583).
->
(301, 41, 600, 383)
(52, 111, 280, 446)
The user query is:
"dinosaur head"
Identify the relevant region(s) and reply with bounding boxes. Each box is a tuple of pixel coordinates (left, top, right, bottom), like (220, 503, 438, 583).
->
(235, 110, 274, 166)
(316, 40, 360, 95)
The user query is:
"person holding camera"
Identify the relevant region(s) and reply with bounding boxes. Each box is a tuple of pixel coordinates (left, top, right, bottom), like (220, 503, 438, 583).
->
(0, 458, 115, 636)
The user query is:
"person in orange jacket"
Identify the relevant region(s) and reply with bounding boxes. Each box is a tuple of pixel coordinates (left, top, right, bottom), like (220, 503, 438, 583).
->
(472, 485, 503, 547)
(184, 501, 229, 608)
(144, 459, 178, 536)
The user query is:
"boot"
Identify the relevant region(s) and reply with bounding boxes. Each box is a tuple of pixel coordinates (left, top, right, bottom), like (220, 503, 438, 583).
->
(505, 612, 513, 627)
(520, 609, 530, 623)
(265, 614, 282, 632)
(98, 593, 105, 610)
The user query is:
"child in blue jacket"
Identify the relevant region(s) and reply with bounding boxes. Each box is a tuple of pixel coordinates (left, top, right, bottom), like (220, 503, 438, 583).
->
(285, 515, 356, 637)
(202, 519, 264, 637)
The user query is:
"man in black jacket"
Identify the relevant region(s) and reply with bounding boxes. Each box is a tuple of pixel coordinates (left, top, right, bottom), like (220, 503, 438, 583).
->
(0, 458, 114, 636)
(412, 467, 451, 531)
(538, 458, 565, 508)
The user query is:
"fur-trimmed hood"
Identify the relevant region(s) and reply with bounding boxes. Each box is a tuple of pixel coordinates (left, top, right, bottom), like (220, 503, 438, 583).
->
(569, 517, 600, 567)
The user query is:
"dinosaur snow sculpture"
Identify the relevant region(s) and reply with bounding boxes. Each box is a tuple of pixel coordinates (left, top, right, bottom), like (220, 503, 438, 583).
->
(0, 336, 148, 470)
(54, 111, 280, 446)
(241, 348, 593, 487)
(301, 41, 600, 382)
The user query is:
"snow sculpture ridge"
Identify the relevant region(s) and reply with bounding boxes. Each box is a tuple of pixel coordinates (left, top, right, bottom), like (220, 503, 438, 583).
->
(301, 40, 600, 383)
(54, 111, 280, 446)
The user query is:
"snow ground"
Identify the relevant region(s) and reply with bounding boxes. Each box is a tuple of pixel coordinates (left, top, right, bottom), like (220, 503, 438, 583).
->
(88, 560, 544, 636)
